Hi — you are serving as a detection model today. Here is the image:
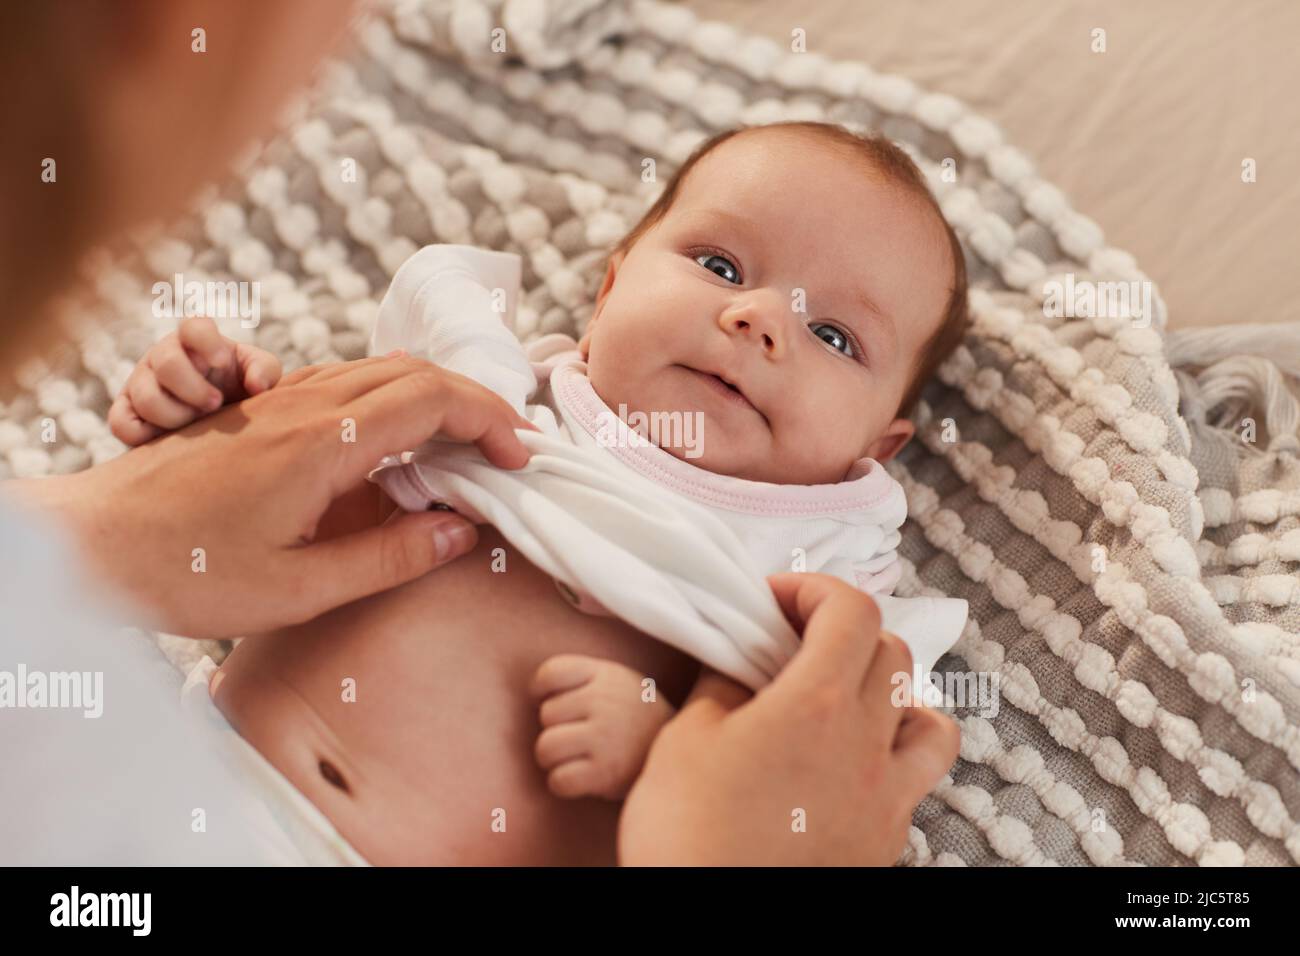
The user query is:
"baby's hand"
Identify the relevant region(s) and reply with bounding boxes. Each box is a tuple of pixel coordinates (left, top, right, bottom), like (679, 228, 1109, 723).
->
(530, 654, 676, 801)
(108, 316, 282, 445)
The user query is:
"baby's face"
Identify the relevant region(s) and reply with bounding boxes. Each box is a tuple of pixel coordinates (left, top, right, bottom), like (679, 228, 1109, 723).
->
(581, 129, 953, 485)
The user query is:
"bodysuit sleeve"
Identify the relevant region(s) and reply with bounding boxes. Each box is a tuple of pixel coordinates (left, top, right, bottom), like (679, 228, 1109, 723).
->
(821, 514, 969, 678)
(369, 243, 535, 416)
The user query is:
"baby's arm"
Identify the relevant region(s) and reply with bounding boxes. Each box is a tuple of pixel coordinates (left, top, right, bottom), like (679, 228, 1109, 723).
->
(108, 316, 282, 445)
(530, 654, 688, 801)
(370, 244, 534, 416)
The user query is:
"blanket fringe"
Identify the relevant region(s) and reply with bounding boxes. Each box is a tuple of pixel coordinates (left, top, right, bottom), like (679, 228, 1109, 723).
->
(1168, 323, 1300, 455)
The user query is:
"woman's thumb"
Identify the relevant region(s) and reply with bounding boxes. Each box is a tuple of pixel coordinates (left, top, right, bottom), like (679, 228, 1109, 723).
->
(288, 511, 478, 616)
(679, 666, 753, 722)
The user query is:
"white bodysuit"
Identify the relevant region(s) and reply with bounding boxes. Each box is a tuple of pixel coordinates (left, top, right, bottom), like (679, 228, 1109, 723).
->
(369, 244, 968, 691)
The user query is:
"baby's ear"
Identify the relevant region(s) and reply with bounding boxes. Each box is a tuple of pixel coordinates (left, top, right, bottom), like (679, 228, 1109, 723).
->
(581, 250, 625, 357)
(593, 251, 623, 312)
(864, 417, 915, 464)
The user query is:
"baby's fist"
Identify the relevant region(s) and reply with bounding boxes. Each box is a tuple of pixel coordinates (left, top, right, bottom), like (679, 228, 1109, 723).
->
(531, 654, 676, 801)
(109, 315, 282, 445)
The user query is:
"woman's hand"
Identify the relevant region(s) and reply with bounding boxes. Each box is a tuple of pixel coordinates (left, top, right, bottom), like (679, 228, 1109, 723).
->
(12, 354, 536, 639)
(617, 572, 960, 866)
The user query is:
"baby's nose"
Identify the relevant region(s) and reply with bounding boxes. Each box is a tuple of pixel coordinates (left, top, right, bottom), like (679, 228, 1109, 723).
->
(719, 300, 786, 357)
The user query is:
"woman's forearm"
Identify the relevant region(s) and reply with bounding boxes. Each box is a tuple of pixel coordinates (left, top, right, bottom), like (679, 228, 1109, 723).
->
(3, 472, 98, 546)
(2, 468, 162, 626)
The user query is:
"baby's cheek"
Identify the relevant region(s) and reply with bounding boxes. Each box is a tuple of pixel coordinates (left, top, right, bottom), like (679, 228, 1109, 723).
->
(586, 352, 642, 421)
(776, 413, 860, 478)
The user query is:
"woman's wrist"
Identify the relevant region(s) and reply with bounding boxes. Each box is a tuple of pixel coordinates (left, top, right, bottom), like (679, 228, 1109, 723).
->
(3, 471, 88, 524)
(3, 468, 142, 613)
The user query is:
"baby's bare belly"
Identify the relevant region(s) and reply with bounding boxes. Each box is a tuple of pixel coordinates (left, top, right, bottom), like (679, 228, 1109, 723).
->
(214, 526, 698, 865)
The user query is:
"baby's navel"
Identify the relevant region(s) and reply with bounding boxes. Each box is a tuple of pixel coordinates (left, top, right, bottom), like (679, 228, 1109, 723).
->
(318, 758, 351, 794)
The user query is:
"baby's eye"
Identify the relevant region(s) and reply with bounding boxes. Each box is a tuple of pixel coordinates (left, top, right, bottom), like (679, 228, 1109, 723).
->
(810, 321, 855, 357)
(694, 251, 740, 284)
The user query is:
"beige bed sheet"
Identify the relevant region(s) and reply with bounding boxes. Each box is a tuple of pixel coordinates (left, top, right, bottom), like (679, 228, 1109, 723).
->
(687, 0, 1300, 332)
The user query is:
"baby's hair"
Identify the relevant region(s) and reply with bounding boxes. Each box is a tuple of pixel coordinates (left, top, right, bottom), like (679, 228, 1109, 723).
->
(609, 121, 970, 421)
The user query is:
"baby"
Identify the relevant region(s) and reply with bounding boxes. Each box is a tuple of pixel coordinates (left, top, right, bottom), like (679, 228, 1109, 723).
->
(113, 121, 971, 864)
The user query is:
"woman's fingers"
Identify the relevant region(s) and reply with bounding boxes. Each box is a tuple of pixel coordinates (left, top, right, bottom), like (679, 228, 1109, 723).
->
(677, 666, 753, 723)
(860, 628, 914, 732)
(766, 572, 882, 694)
(339, 365, 534, 471)
(149, 335, 223, 410)
(281, 509, 480, 621)
(891, 707, 961, 803)
(894, 705, 960, 758)
(282, 355, 536, 465)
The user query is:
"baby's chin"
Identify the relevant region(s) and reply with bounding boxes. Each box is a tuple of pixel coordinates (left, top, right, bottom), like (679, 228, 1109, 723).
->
(659, 434, 862, 486)
(590, 379, 819, 481)
(595, 397, 843, 483)
(656, 433, 785, 483)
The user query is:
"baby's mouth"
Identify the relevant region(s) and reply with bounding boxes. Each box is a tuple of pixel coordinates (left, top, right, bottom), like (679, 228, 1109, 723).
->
(679, 365, 763, 420)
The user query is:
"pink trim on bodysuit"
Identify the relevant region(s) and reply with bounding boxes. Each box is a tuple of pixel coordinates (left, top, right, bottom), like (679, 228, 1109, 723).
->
(548, 360, 901, 518)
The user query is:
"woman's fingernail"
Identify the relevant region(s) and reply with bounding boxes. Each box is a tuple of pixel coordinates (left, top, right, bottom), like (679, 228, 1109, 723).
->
(433, 519, 476, 562)
(206, 390, 224, 410)
(385, 348, 407, 358)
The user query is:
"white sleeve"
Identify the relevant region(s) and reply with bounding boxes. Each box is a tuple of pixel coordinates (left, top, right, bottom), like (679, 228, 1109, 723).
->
(824, 536, 967, 679)
(370, 243, 535, 417)
(874, 593, 970, 681)
(0, 502, 269, 863)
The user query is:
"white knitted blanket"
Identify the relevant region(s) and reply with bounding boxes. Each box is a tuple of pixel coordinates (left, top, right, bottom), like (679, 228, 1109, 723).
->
(3, 0, 1298, 866)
